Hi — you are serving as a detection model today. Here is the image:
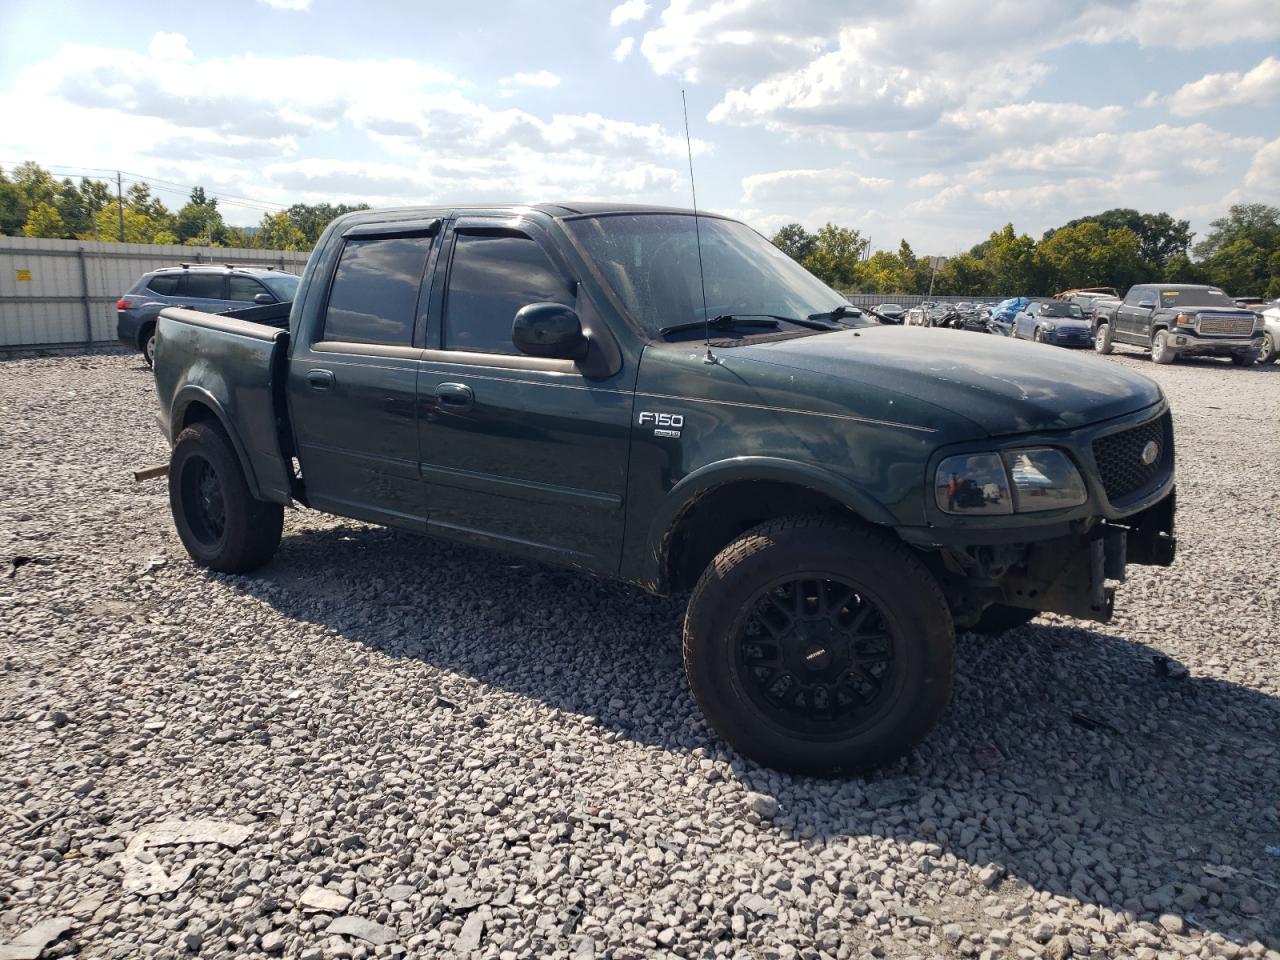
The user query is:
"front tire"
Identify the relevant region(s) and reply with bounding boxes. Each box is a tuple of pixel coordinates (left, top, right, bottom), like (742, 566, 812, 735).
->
(682, 516, 954, 776)
(1094, 322, 1113, 355)
(169, 422, 283, 573)
(1033, 327, 1044, 343)
(1151, 329, 1175, 365)
(1259, 331, 1277, 364)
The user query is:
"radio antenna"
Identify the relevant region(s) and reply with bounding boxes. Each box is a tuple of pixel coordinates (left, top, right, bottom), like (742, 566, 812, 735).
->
(681, 89, 715, 365)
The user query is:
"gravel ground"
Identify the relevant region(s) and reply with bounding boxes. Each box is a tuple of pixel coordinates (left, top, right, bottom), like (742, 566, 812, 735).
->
(1, 347, 1278, 960)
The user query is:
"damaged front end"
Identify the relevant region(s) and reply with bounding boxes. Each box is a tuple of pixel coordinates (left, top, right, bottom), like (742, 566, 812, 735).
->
(937, 491, 1177, 627)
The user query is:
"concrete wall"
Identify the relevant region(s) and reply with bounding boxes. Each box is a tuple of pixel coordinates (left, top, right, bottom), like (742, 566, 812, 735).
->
(0, 237, 309, 350)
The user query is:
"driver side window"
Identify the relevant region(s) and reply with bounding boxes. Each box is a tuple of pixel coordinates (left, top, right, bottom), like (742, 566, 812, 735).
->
(444, 232, 574, 355)
(1124, 287, 1146, 306)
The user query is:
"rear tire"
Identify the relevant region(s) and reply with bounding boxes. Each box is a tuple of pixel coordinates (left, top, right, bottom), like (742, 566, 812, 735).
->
(142, 325, 157, 368)
(1094, 322, 1113, 355)
(169, 422, 283, 573)
(682, 516, 954, 776)
(968, 604, 1037, 637)
(1151, 329, 1175, 365)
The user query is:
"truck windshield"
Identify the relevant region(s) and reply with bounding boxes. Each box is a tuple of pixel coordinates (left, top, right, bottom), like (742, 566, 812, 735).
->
(1160, 288, 1234, 308)
(564, 214, 860, 338)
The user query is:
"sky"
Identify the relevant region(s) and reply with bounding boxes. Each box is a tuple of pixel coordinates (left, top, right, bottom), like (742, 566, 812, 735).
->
(0, 0, 1277, 254)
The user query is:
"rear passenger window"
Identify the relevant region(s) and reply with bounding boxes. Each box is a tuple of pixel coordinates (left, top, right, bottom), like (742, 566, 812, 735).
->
(185, 274, 225, 299)
(444, 232, 573, 354)
(323, 236, 431, 345)
(228, 276, 270, 302)
(147, 275, 180, 296)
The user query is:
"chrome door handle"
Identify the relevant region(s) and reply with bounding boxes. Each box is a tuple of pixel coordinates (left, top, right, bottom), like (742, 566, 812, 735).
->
(435, 382, 474, 408)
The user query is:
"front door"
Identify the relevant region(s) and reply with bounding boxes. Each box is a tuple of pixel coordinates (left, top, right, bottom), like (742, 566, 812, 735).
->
(287, 224, 440, 530)
(415, 218, 633, 574)
(1115, 287, 1150, 342)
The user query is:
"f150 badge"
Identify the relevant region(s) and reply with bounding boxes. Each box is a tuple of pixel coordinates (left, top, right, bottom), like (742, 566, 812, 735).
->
(639, 411, 683, 438)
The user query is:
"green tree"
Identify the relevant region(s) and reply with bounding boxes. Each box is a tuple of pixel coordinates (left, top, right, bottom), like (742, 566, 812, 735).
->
(85, 206, 169, 244)
(1047, 208, 1192, 271)
(862, 249, 912, 294)
(1201, 238, 1269, 295)
(254, 211, 306, 250)
(23, 201, 65, 238)
(771, 223, 817, 262)
(934, 253, 994, 295)
(285, 202, 370, 245)
(801, 223, 866, 288)
(1162, 253, 1207, 284)
(175, 187, 227, 245)
(1193, 203, 1280, 261)
(0, 167, 23, 235)
(983, 224, 1041, 294)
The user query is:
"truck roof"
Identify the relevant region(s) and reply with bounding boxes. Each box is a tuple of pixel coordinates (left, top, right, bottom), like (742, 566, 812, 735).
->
(330, 202, 720, 226)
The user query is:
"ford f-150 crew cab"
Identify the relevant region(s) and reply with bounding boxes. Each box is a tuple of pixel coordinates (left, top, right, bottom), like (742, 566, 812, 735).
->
(152, 203, 1178, 776)
(1093, 283, 1263, 364)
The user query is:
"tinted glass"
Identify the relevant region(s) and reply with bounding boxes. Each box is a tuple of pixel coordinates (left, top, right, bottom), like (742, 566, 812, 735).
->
(323, 236, 431, 345)
(564, 214, 852, 337)
(227, 275, 270, 301)
(1160, 288, 1235, 308)
(147, 274, 180, 296)
(444, 233, 573, 354)
(185, 273, 225, 299)
(260, 273, 300, 301)
(1041, 303, 1084, 318)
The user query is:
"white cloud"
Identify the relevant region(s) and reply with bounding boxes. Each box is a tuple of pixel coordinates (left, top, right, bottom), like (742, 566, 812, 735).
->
(500, 70, 562, 91)
(1073, 0, 1280, 48)
(1, 39, 704, 227)
(613, 37, 636, 62)
(1244, 136, 1280, 196)
(609, 0, 650, 27)
(147, 32, 193, 61)
(741, 167, 891, 205)
(909, 173, 948, 190)
(1166, 56, 1280, 115)
(257, 0, 311, 9)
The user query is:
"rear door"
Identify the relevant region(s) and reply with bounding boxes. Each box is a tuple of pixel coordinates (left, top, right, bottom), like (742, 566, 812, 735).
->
(180, 272, 230, 314)
(415, 217, 633, 574)
(287, 221, 441, 530)
(1116, 286, 1148, 342)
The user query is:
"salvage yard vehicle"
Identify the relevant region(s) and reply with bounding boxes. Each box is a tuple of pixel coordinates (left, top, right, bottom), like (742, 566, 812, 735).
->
(1258, 299, 1279, 364)
(151, 203, 1178, 776)
(1012, 300, 1092, 347)
(872, 303, 905, 323)
(1093, 284, 1263, 365)
(117, 264, 299, 367)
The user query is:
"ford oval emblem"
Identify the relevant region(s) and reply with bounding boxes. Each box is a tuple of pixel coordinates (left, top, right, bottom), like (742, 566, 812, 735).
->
(1140, 440, 1160, 466)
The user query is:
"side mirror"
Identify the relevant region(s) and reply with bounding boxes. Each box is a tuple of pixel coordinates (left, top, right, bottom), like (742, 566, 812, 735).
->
(1137, 299, 1155, 309)
(253, 293, 274, 304)
(512, 302, 588, 360)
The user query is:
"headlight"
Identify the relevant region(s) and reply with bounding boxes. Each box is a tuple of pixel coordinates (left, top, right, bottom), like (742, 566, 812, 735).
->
(935, 448, 1086, 515)
(1175, 312, 1193, 326)
(1041, 321, 1055, 332)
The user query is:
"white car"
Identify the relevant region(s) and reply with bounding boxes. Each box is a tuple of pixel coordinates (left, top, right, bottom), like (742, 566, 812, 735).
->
(1259, 300, 1279, 364)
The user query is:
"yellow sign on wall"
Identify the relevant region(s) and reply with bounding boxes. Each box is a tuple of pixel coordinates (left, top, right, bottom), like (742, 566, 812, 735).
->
(15, 268, 32, 282)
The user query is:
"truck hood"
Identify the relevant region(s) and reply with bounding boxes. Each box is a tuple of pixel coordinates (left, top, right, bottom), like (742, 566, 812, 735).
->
(732, 326, 1164, 437)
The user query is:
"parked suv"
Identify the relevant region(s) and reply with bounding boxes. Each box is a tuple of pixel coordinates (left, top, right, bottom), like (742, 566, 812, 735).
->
(117, 264, 299, 366)
(1093, 284, 1263, 364)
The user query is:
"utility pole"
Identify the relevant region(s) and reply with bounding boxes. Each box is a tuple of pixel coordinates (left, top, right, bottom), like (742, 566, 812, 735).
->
(115, 171, 125, 242)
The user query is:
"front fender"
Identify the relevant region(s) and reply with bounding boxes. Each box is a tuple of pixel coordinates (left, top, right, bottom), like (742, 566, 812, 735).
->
(638, 456, 897, 591)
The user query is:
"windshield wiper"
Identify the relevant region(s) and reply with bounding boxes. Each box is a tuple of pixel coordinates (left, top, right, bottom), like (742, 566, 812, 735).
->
(659, 314, 780, 337)
(807, 304, 864, 324)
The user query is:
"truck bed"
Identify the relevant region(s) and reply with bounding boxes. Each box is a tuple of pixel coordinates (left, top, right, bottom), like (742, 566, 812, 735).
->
(153, 306, 295, 505)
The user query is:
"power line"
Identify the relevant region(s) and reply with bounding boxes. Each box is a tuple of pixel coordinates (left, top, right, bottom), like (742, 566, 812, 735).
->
(0, 159, 291, 212)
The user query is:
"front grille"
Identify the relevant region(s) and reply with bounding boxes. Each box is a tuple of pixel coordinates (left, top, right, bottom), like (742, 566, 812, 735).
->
(1091, 412, 1174, 506)
(1197, 314, 1254, 337)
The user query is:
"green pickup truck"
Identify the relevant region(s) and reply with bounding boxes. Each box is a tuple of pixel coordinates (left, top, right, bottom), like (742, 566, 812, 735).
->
(152, 203, 1177, 775)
